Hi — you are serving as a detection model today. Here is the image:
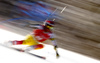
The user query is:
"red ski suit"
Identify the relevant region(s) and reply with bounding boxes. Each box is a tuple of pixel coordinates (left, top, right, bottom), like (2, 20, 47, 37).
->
(34, 29, 51, 42)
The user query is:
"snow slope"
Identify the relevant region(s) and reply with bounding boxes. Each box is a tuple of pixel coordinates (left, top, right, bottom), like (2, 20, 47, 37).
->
(0, 28, 100, 63)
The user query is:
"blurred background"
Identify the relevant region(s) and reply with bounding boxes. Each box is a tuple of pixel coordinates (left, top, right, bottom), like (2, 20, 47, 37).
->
(0, 0, 100, 60)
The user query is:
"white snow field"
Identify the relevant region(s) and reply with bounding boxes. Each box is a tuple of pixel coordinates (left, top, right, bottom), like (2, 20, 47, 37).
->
(0, 28, 100, 63)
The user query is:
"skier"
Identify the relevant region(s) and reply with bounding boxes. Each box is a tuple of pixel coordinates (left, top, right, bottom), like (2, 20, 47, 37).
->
(6, 20, 58, 55)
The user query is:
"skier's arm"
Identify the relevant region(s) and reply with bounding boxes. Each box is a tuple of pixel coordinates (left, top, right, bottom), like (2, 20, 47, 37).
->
(50, 34, 59, 58)
(50, 38, 57, 46)
(49, 34, 58, 48)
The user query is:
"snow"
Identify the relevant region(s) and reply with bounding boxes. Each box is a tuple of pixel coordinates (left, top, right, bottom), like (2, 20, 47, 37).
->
(0, 28, 100, 63)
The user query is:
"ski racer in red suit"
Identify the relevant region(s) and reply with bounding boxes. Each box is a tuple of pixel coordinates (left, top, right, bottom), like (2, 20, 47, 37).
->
(7, 20, 58, 52)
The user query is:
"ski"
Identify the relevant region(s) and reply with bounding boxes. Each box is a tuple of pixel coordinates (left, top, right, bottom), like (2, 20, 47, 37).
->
(0, 43, 46, 60)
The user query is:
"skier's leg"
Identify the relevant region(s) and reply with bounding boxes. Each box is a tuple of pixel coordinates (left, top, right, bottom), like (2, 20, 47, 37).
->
(24, 44, 44, 52)
(22, 34, 38, 45)
(34, 44, 44, 50)
(12, 40, 24, 45)
(5, 40, 24, 46)
(20, 34, 43, 52)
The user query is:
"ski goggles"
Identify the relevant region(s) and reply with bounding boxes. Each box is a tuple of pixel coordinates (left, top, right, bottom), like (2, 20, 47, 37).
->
(46, 25, 54, 29)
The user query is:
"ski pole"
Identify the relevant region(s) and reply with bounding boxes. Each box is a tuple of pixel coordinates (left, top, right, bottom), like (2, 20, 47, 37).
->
(54, 45, 60, 58)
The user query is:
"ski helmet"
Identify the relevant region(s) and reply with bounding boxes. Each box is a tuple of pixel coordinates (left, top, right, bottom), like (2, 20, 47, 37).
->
(44, 20, 54, 29)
